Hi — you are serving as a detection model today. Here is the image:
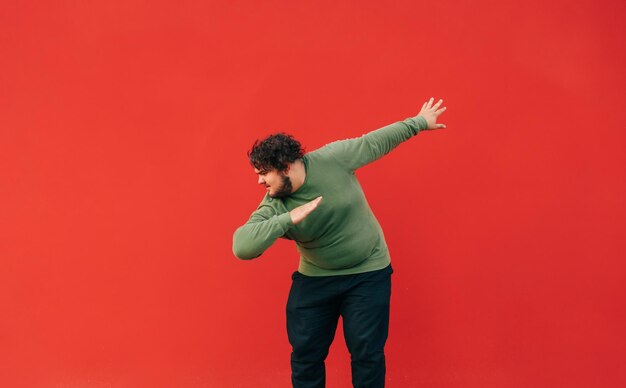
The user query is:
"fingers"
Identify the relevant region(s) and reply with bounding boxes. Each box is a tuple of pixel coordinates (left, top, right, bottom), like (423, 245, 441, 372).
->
(291, 196, 323, 224)
(304, 196, 323, 213)
(304, 196, 322, 205)
(423, 97, 444, 113)
(437, 123, 446, 129)
(435, 106, 447, 116)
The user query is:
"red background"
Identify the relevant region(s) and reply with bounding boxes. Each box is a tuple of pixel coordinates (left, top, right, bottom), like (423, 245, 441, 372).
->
(1, 1, 625, 387)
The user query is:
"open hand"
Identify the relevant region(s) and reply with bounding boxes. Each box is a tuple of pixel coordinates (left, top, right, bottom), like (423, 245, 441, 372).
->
(290, 196, 323, 225)
(417, 97, 447, 130)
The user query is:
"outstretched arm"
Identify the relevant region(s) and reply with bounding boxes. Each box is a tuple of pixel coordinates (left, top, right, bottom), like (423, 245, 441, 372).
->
(319, 98, 447, 171)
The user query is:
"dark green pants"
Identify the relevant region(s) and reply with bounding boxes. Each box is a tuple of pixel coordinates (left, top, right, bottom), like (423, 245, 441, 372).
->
(286, 264, 393, 388)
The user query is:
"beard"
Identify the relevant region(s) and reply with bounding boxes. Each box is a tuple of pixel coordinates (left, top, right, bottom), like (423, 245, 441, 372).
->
(269, 173, 293, 198)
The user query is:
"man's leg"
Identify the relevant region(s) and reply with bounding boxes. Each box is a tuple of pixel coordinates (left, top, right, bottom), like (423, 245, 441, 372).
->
(286, 271, 341, 388)
(340, 265, 393, 388)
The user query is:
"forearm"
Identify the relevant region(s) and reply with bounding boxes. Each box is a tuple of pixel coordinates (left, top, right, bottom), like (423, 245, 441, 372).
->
(359, 116, 428, 152)
(404, 116, 429, 135)
(232, 212, 294, 260)
(322, 116, 428, 171)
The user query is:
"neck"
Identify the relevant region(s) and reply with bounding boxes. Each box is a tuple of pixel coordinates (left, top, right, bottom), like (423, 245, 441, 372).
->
(288, 159, 306, 193)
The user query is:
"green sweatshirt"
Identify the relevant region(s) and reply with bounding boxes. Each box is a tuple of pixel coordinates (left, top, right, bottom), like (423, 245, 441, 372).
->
(232, 116, 429, 276)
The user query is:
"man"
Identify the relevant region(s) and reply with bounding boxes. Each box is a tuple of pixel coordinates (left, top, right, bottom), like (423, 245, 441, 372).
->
(232, 98, 447, 388)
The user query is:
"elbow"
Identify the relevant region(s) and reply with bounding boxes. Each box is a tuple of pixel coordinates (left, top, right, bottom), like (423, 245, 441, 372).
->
(232, 244, 260, 260)
(232, 230, 261, 260)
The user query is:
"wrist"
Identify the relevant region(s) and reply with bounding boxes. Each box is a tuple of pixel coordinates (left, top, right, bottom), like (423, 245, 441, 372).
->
(415, 115, 428, 131)
(404, 116, 429, 134)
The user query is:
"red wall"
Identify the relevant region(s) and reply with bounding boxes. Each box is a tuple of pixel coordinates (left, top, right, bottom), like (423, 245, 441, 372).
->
(2, 1, 625, 387)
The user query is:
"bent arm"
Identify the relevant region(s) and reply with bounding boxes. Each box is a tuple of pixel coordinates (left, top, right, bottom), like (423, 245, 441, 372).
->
(320, 116, 428, 171)
(232, 205, 294, 260)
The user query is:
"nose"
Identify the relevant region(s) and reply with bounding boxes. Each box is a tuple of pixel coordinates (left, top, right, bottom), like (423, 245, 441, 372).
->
(258, 176, 264, 185)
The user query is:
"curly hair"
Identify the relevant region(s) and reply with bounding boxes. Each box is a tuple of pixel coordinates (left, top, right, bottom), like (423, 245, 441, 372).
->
(247, 132, 305, 173)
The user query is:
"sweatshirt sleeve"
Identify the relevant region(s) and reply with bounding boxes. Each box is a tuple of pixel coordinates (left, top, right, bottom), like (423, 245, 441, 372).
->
(318, 116, 428, 171)
(232, 204, 295, 260)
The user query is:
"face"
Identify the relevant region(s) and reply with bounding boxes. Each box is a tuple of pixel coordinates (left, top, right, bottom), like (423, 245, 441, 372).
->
(254, 167, 293, 198)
